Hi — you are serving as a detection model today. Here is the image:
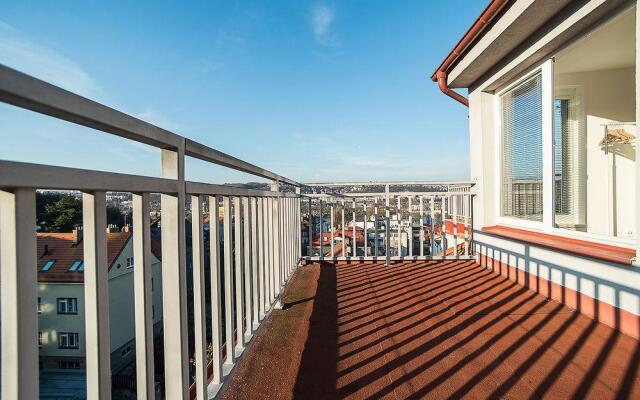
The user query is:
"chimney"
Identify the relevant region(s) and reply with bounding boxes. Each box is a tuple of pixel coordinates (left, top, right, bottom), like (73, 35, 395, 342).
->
(105, 224, 120, 233)
(73, 226, 83, 245)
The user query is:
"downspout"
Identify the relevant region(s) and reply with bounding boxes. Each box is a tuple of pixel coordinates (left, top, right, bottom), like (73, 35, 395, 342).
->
(431, 0, 511, 107)
(436, 71, 469, 107)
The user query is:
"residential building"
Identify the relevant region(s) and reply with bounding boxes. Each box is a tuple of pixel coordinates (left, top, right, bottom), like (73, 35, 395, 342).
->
(433, 0, 640, 338)
(37, 227, 163, 372)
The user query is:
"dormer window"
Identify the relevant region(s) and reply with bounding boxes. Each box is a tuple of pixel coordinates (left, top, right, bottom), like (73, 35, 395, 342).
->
(68, 260, 83, 272)
(41, 260, 55, 272)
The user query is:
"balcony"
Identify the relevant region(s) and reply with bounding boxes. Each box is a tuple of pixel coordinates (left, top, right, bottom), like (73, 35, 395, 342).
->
(1, 65, 639, 400)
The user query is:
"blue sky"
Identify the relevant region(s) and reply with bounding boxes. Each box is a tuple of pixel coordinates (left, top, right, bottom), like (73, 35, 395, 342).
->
(0, 1, 483, 184)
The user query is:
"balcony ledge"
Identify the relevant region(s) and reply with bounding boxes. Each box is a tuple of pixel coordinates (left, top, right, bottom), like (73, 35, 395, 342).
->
(481, 225, 636, 266)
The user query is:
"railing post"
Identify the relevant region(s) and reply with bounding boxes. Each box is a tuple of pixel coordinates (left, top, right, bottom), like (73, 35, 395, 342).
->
(191, 195, 207, 400)
(242, 197, 252, 341)
(0, 188, 38, 400)
(374, 204, 379, 258)
(132, 193, 155, 400)
(83, 191, 111, 399)
(251, 197, 260, 329)
(352, 200, 356, 257)
(430, 195, 436, 256)
(385, 185, 390, 266)
(330, 203, 335, 258)
(420, 196, 424, 257)
(307, 197, 312, 257)
(209, 195, 223, 390)
(453, 194, 458, 259)
(160, 147, 189, 399)
(233, 196, 245, 353)
(222, 196, 235, 368)
(257, 197, 266, 319)
(363, 202, 368, 257)
(267, 197, 275, 305)
(319, 199, 323, 259)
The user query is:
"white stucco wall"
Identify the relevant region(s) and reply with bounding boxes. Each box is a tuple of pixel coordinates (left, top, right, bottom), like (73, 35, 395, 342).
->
(466, 1, 639, 318)
(38, 238, 163, 367)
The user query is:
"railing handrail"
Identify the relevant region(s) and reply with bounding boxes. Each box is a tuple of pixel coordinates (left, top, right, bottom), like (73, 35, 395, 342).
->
(304, 180, 474, 187)
(0, 64, 300, 187)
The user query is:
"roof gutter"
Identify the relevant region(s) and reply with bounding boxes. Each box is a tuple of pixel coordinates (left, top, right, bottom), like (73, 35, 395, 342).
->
(431, 0, 511, 107)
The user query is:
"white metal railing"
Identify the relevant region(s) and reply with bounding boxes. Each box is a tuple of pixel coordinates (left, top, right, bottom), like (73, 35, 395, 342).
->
(301, 183, 474, 264)
(0, 65, 302, 399)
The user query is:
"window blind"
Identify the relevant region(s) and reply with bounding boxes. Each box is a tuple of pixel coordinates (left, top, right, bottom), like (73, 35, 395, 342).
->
(501, 73, 543, 221)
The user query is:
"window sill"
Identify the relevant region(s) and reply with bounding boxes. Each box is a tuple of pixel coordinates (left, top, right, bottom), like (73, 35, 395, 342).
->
(481, 225, 636, 265)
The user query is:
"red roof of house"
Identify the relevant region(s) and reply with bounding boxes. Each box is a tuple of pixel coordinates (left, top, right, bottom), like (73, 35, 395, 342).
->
(36, 231, 161, 283)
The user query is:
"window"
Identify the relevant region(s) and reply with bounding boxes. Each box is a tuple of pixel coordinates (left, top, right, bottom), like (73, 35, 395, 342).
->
(553, 6, 636, 240)
(41, 260, 55, 272)
(58, 332, 79, 349)
(57, 298, 78, 314)
(500, 73, 544, 221)
(38, 331, 43, 347)
(121, 345, 132, 357)
(68, 260, 83, 272)
(37, 297, 42, 314)
(58, 360, 81, 369)
(126, 256, 134, 268)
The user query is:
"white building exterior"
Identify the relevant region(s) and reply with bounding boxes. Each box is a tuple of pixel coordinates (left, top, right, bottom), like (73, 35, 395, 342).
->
(434, 0, 640, 338)
(37, 230, 163, 373)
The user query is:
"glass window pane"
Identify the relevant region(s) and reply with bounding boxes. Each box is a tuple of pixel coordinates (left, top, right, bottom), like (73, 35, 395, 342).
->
(501, 73, 544, 221)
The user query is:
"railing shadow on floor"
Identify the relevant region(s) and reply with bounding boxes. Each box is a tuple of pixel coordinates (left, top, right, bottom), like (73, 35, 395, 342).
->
(289, 258, 639, 400)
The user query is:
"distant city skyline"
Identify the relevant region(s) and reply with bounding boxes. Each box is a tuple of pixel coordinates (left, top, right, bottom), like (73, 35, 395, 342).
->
(0, 1, 482, 184)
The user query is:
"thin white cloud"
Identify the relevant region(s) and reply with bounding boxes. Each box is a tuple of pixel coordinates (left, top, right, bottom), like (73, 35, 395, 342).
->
(310, 5, 339, 47)
(0, 20, 101, 98)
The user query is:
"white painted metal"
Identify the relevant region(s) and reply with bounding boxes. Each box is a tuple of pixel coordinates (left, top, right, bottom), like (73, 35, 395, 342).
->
(0, 188, 38, 400)
(319, 199, 323, 258)
(160, 148, 189, 399)
(331, 204, 335, 257)
(233, 197, 245, 353)
(430, 196, 436, 256)
(82, 191, 111, 399)
(420, 197, 424, 257)
(257, 197, 266, 319)
(363, 203, 368, 257)
(352, 200, 356, 257)
(209, 195, 223, 385)
(132, 193, 155, 400)
(251, 197, 260, 328)
(453, 194, 458, 259)
(222, 196, 235, 367)
(191, 195, 207, 400)
(242, 197, 252, 340)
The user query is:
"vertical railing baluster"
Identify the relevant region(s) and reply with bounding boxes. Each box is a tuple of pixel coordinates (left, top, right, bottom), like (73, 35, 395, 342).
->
(251, 197, 259, 329)
(319, 199, 323, 259)
(257, 197, 266, 319)
(442, 195, 448, 259)
(223, 196, 235, 368)
(397, 197, 401, 257)
(83, 191, 111, 399)
(385, 187, 390, 266)
(233, 197, 245, 353)
(268, 197, 275, 305)
(453, 194, 459, 259)
(374, 203, 379, 258)
(420, 196, 424, 257)
(330, 203, 335, 258)
(341, 201, 345, 257)
(352, 200, 356, 257)
(191, 195, 207, 400)
(364, 202, 368, 257)
(160, 148, 189, 398)
(0, 188, 38, 400)
(465, 194, 471, 257)
(430, 196, 436, 257)
(307, 197, 312, 257)
(273, 197, 281, 301)
(242, 197, 252, 341)
(209, 195, 223, 388)
(132, 193, 154, 400)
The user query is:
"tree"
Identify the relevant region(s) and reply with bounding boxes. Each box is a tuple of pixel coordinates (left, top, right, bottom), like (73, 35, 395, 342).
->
(43, 195, 82, 232)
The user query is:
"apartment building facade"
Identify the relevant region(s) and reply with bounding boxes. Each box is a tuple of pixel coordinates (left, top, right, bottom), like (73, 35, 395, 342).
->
(37, 228, 163, 372)
(434, 0, 640, 337)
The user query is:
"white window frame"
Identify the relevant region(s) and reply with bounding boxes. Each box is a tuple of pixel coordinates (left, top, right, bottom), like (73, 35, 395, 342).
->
(494, 59, 553, 231)
(57, 297, 78, 314)
(494, 58, 636, 249)
(58, 332, 79, 349)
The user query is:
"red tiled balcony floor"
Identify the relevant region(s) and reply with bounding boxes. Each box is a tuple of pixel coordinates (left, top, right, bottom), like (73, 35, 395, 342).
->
(218, 260, 640, 400)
